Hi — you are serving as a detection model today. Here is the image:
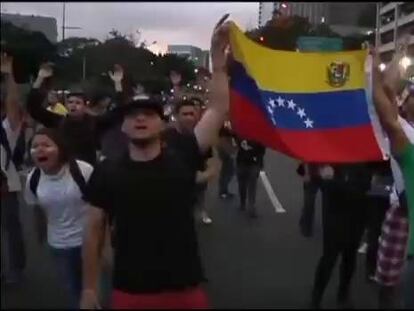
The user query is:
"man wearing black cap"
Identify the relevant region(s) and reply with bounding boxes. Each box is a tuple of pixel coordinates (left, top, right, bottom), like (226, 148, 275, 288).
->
(80, 15, 231, 309)
(26, 64, 126, 166)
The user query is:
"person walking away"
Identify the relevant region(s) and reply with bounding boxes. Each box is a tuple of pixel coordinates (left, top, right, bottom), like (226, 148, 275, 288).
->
(235, 137, 265, 218)
(0, 54, 26, 285)
(80, 15, 232, 309)
(297, 163, 323, 237)
(24, 128, 93, 308)
(310, 163, 372, 309)
(371, 45, 414, 310)
(218, 120, 236, 199)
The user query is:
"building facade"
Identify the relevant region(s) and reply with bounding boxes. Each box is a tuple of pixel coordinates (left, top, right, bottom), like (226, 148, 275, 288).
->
(167, 44, 208, 69)
(258, 2, 374, 30)
(1, 13, 58, 43)
(376, 2, 414, 61)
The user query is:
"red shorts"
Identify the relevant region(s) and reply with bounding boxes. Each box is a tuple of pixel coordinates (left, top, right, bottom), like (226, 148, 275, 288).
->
(111, 286, 210, 309)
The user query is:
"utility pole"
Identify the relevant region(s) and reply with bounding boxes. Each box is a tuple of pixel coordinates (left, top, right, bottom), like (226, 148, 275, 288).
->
(61, 2, 82, 42)
(62, 2, 66, 41)
(82, 55, 86, 80)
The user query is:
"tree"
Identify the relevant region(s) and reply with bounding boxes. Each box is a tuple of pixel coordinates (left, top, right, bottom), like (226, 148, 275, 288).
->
(58, 37, 100, 56)
(1, 21, 57, 83)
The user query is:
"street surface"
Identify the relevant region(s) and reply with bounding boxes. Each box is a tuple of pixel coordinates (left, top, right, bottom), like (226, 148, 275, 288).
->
(1, 150, 378, 309)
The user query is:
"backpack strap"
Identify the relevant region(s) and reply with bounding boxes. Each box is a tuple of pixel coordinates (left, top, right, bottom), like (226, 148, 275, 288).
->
(29, 168, 42, 197)
(11, 126, 26, 170)
(0, 122, 13, 170)
(68, 159, 87, 196)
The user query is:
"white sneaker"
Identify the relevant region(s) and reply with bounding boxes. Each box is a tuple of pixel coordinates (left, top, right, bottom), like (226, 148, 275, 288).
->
(202, 216, 213, 225)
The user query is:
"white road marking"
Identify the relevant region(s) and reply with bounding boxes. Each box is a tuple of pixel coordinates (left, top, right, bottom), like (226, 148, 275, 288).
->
(259, 170, 286, 214)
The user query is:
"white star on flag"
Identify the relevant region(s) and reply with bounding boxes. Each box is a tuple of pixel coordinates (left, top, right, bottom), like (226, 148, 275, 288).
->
(297, 108, 306, 119)
(268, 98, 276, 108)
(267, 105, 274, 114)
(304, 118, 314, 128)
(276, 96, 285, 107)
(287, 100, 296, 110)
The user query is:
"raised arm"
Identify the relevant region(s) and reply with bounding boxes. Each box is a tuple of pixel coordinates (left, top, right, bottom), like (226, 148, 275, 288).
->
(371, 48, 409, 156)
(1, 53, 23, 131)
(194, 15, 231, 154)
(80, 205, 105, 309)
(95, 65, 127, 133)
(27, 63, 62, 128)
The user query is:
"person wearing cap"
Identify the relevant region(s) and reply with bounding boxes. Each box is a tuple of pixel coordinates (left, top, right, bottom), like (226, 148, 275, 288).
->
(26, 64, 127, 166)
(80, 16, 231, 309)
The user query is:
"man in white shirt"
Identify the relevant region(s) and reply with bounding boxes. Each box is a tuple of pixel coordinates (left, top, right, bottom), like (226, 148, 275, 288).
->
(1, 53, 26, 284)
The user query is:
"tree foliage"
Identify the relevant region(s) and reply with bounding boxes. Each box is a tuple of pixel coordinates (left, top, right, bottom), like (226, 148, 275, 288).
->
(1, 21, 57, 83)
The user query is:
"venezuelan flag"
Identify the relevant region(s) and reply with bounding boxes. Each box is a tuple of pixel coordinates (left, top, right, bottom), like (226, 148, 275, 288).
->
(229, 23, 387, 163)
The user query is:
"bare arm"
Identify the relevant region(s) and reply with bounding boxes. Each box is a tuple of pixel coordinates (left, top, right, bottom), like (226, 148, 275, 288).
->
(1, 54, 23, 131)
(27, 64, 63, 128)
(196, 149, 220, 184)
(371, 49, 409, 156)
(81, 205, 105, 309)
(195, 15, 231, 154)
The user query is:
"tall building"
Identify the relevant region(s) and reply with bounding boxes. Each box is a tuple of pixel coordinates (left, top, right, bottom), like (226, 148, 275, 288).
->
(1, 13, 58, 43)
(259, 2, 328, 27)
(167, 44, 208, 69)
(258, 2, 374, 32)
(376, 2, 414, 62)
(259, 2, 276, 27)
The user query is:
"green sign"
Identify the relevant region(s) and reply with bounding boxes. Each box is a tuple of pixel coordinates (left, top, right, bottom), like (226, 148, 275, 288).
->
(297, 36, 343, 52)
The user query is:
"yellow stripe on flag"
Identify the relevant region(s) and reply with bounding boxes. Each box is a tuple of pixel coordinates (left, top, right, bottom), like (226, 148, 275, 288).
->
(229, 23, 368, 94)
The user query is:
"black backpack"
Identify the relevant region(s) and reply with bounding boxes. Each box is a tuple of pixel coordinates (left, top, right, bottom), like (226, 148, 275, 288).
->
(29, 159, 87, 197)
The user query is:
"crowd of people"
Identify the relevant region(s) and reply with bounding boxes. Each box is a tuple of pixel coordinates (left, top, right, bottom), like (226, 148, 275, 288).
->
(1, 15, 413, 310)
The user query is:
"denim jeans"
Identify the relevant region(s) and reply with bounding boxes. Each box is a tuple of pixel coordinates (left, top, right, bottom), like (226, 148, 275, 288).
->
(402, 257, 414, 309)
(49, 246, 82, 309)
(236, 163, 261, 213)
(1, 191, 26, 278)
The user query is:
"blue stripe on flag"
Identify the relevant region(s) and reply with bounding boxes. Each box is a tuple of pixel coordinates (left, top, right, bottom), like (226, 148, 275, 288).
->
(230, 61, 371, 130)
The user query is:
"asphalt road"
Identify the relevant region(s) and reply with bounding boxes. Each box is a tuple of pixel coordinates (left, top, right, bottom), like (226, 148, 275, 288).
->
(1, 151, 378, 309)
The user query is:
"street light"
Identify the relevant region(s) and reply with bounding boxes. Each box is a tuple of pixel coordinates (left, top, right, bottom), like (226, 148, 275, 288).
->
(379, 63, 386, 72)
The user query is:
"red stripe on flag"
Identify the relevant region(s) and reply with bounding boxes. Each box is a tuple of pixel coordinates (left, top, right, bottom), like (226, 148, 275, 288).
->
(230, 89, 384, 163)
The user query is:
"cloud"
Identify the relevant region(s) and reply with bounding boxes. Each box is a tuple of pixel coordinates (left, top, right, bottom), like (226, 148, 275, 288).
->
(1, 2, 258, 49)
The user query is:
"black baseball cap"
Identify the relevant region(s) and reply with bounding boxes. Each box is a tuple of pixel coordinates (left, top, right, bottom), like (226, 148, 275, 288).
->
(120, 96, 165, 119)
